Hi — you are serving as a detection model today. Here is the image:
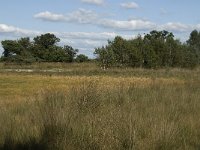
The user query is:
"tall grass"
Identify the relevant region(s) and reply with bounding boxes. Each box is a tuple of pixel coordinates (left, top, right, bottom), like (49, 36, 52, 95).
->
(1, 62, 200, 80)
(0, 79, 200, 150)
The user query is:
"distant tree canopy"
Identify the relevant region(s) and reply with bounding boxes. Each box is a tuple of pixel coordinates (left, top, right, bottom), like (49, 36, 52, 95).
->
(1, 33, 78, 63)
(76, 54, 89, 63)
(187, 30, 200, 64)
(95, 30, 200, 69)
(1, 30, 200, 68)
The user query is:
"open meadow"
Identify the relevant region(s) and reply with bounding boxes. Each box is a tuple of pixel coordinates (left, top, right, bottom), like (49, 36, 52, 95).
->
(0, 63, 200, 150)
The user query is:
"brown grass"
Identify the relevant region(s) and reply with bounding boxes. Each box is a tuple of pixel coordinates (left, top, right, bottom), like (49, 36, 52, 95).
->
(0, 74, 184, 101)
(0, 63, 199, 150)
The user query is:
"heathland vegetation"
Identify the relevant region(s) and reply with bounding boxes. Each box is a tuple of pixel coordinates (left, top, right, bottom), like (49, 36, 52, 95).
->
(0, 30, 200, 150)
(0, 65, 200, 150)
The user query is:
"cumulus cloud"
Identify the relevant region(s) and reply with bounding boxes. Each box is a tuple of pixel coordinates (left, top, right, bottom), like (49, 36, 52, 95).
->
(34, 9, 98, 24)
(34, 9, 155, 31)
(65, 9, 98, 24)
(81, 0, 104, 5)
(57, 32, 118, 41)
(99, 19, 155, 31)
(0, 24, 41, 36)
(120, 2, 139, 9)
(159, 22, 200, 33)
(0, 24, 130, 41)
(34, 11, 66, 22)
(34, 9, 200, 32)
(159, 22, 191, 32)
(195, 24, 200, 30)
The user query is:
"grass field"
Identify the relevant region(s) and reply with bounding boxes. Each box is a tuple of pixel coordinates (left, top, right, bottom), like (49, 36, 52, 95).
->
(0, 63, 200, 150)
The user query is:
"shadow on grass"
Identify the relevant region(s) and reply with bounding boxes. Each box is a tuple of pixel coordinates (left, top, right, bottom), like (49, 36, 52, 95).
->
(0, 138, 47, 150)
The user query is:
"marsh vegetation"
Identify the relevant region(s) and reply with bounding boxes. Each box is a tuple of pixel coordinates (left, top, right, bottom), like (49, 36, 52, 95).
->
(0, 63, 199, 150)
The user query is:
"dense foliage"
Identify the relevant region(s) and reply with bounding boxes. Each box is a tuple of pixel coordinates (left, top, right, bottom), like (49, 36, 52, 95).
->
(75, 54, 89, 63)
(95, 30, 200, 68)
(1, 30, 200, 68)
(1, 33, 78, 63)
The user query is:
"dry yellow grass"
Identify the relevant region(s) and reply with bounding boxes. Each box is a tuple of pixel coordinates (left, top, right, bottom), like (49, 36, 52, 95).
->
(0, 64, 199, 149)
(0, 73, 184, 102)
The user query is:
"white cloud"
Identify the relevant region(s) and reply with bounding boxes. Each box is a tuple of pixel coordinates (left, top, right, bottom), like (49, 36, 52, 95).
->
(0, 24, 41, 36)
(0, 24, 128, 41)
(81, 0, 104, 5)
(81, 40, 104, 48)
(34, 9, 98, 24)
(195, 24, 200, 30)
(34, 11, 66, 22)
(120, 2, 139, 9)
(159, 23, 200, 33)
(99, 19, 155, 31)
(159, 22, 191, 32)
(34, 9, 155, 31)
(57, 32, 117, 40)
(34, 9, 200, 32)
(66, 9, 98, 24)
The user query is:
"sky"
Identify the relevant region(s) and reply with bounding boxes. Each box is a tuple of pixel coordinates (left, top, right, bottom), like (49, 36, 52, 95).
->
(1, 0, 200, 57)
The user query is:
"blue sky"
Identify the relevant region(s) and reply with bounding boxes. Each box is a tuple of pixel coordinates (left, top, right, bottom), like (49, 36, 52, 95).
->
(1, 0, 200, 57)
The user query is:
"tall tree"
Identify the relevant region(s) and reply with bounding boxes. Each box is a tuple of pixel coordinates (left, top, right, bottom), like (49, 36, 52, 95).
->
(94, 45, 115, 69)
(110, 36, 128, 66)
(187, 30, 200, 64)
(1, 33, 79, 63)
(94, 30, 198, 68)
(32, 33, 61, 61)
(1, 38, 33, 63)
(76, 54, 89, 63)
(33, 33, 60, 49)
(126, 36, 143, 67)
(63, 45, 78, 62)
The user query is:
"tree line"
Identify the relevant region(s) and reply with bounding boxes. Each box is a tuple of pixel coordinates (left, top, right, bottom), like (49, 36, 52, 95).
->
(0, 33, 89, 63)
(95, 30, 200, 68)
(1, 30, 200, 68)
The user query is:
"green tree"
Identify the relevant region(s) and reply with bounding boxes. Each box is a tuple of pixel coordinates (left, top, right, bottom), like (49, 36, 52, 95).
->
(143, 30, 178, 68)
(32, 33, 61, 61)
(109, 36, 128, 66)
(187, 30, 200, 64)
(33, 33, 60, 49)
(1, 38, 34, 63)
(187, 30, 199, 46)
(127, 36, 143, 67)
(1, 33, 79, 63)
(2, 40, 21, 57)
(94, 45, 115, 69)
(63, 45, 78, 62)
(76, 54, 89, 63)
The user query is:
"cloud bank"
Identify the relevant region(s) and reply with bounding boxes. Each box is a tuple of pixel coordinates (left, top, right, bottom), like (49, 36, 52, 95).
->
(34, 9, 200, 32)
(0, 24, 41, 36)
